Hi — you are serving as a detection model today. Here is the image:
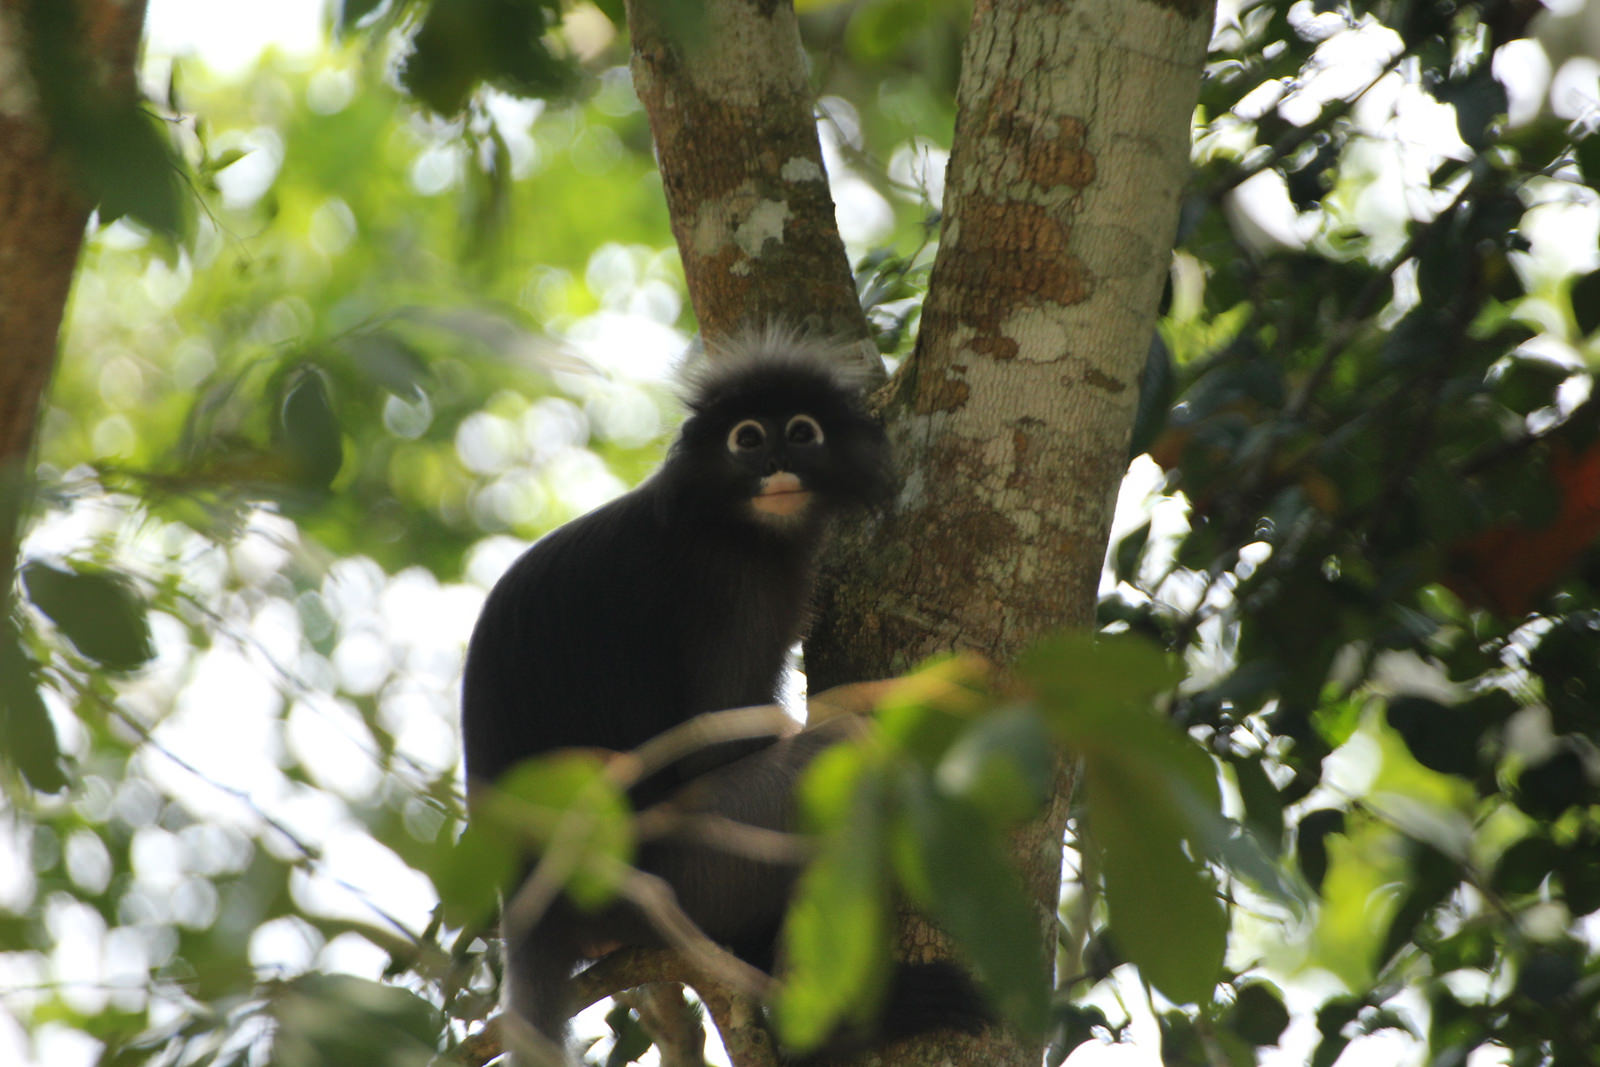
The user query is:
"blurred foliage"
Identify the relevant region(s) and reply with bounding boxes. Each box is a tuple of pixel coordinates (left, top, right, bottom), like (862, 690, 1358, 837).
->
(18, 2, 190, 242)
(3, 0, 1600, 1065)
(1095, 0, 1600, 1063)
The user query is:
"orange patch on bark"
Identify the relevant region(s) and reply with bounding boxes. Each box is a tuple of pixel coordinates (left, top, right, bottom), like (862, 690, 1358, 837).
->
(1026, 117, 1096, 189)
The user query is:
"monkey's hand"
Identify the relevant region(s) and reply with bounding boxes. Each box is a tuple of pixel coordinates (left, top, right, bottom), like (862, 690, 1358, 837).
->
(804, 679, 899, 726)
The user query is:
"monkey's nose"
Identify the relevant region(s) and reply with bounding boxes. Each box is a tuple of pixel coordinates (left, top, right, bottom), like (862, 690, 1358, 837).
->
(764, 457, 782, 475)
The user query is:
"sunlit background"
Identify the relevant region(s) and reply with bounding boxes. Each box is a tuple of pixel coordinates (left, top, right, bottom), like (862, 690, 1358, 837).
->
(3, 1, 1600, 1065)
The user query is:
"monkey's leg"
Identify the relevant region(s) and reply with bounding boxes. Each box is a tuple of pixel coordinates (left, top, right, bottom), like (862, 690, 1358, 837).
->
(636, 717, 863, 947)
(645, 717, 992, 1047)
(501, 894, 595, 1067)
(501, 896, 658, 1067)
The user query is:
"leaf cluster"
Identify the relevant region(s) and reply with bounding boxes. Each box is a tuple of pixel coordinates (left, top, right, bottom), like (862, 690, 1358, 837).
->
(1097, 0, 1600, 1062)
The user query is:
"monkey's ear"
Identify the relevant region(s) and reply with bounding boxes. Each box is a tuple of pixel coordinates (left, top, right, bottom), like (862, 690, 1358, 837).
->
(804, 679, 898, 726)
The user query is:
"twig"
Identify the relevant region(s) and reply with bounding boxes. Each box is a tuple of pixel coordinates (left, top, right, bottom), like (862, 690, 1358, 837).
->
(607, 705, 798, 789)
(633, 809, 814, 865)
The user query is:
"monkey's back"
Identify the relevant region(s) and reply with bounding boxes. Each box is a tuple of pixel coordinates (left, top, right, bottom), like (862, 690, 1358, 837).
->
(460, 476, 812, 795)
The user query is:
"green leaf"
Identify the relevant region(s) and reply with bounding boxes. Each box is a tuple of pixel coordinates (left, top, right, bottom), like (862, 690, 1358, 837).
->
(1493, 356, 1570, 415)
(1554, 829, 1600, 916)
(1295, 808, 1344, 892)
(399, 0, 577, 115)
(589, 0, 625, 25)
(472, 753, 634, 910)
(1491, 834, 1557, 897)
(342, 333, 431, 400)
(775, 753, 893, 1051)
(1310, 998, 1359, 1067)
(277, 367, 344, 490)
(1577, 130, 1600, 187)
(1020, 630, 1225, 1002)
(935, 706, 1054, 826)
(22, 4, 190, 241)
(83, 105, 190, 241)
(21, 560, 155, 672)
(1083, 752, 1227, 1005)
(1513, 749, 1588, 820)
(1377, 841, 1459, 969)
(1437, 65, 1507, 151)
(1127, 334, 1174, 459)
(200, 147, 249, 175)
(432, 821, 517, 929)
(0, 626, 67, 793)
(873, 653, 993, 764)
(604, 1000, 657, 1067)
(1571, 269, 1600, 337)
(893, 781, 1049, 1036)
(1112, 520, 1152, 585)
(1047, 1003, 1111, 1067)
(21, 3, 190, 241)
(1513, 945, 1582, 1006)
(1017, 630, 1184, 742)
(1227, 754, 1284, 847)
(1225, 980, 1290, 1047)
(1384, 696, 1482, 779)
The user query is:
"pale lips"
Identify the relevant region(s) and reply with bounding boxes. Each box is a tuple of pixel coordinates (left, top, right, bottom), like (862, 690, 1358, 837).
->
(751, 471, 812, 517)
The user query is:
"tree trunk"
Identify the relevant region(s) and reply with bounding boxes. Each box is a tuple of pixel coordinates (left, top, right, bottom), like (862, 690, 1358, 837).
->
(623, 0, 876, 370)
(0, 0, 149, 603)
(626, 0, 1215, 1065)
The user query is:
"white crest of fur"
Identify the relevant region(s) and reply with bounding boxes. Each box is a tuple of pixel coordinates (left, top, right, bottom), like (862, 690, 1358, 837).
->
(678, 322, 881, 400)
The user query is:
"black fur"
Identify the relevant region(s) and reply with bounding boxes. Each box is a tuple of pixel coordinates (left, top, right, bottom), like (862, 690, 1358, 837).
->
(461, 336, 978, 1061)
(463, 345, 890, 802)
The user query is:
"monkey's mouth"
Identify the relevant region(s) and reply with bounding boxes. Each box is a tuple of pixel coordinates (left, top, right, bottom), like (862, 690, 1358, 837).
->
(752, 473, 812, 517)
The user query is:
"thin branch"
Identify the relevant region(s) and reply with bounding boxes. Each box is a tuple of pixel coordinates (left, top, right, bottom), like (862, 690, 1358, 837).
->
(606, 704, 798, 790)
(572, 951, 778, 1067)
(633, 809, 814, 865)
(1208, 45, 1409, 201)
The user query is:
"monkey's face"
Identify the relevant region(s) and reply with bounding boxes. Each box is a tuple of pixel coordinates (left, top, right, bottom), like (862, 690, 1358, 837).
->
(724, 412, 828, 525)
(670, 359, 893, 529)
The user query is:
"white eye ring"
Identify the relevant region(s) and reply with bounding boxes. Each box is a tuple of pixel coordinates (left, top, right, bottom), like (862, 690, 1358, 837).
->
(785, 414, 824, 446)
(727, 419, 766, 453)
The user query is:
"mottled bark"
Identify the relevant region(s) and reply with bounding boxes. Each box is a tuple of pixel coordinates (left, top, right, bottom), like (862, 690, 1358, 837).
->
(623, 0, 876, 373)
(0, 0, 148, 603)
(810, 0, 1214, 681)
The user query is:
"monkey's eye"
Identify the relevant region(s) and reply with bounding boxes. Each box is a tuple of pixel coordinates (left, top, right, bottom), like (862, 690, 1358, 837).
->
(727, 419, 767, 453)
(785, 415, 824, 446)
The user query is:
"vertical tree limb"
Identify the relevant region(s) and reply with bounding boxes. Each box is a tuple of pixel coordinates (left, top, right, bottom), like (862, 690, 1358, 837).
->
(623, 0, 875, 368)
(0, 0, 149, 604)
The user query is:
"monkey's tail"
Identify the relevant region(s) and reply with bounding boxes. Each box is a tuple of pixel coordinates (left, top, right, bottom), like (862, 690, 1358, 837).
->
(501, 914, 583, 1067)
(788, 959, 992, 1061)
(878, 959, 993, 1040)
